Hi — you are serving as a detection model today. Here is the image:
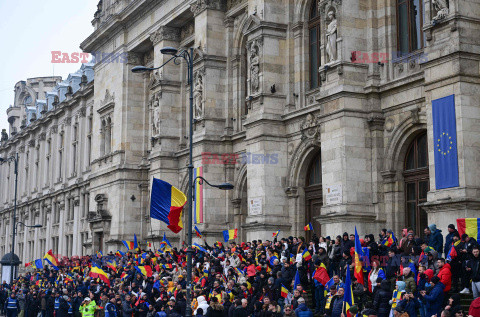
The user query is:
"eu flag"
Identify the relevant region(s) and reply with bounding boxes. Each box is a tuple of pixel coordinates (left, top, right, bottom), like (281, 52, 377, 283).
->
(432, 94, 459, 189)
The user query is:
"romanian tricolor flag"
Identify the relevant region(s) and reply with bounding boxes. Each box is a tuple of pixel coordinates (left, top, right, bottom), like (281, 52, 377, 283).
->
(163, 263, 173, 270)
(353, 227, 364, 285)
(120, 272, 127, 280)
(135, 265, 153, 277)
(223, 229, 238, 242)
(280, 284, 289, 298)
(457, 218, 480, 243)
(146, 241, 153, 249)
(343, 262, 354, 317)
(150, 178, 187, 233)
(44, 250, 59, 270)
(116, 250, 125, 257)
(302, 248, 312, 262)
(446, 240, 461, 261)
(193, 166, 204, 224)
(193, 243, 208, 253)
(272, 230, 280, 238)
(122, 240, 135, 250)
(313, 263, 330, 286)
(304, 222, 313, 231)
(89, 264, 110, 286)
(194, 226, 203, 238)
(96, 251, 103, 258)
(383, 232, 396, 247)
(160, 233, 172, 250)
(25, 262, 32, 267)
(106, 260, 117, 273)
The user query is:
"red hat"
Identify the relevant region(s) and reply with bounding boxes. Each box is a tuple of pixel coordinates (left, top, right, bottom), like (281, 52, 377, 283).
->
(256, 266, 261, 271)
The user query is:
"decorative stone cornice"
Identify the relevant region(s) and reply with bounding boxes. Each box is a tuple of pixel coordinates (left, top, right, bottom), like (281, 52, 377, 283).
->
(150, 26, 180, 45)
(191, 0, 226, 17)
(28, 139, 36, 148)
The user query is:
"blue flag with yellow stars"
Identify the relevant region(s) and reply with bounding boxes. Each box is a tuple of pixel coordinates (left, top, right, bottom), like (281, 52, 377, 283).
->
(433, 94, 459, 189)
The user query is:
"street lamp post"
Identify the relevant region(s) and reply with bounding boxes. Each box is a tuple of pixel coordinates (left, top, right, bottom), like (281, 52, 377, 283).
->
(0, 153, 42, 284)
(132, 47, 234, 317)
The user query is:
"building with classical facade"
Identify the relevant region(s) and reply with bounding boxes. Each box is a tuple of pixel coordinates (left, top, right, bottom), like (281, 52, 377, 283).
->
(1, 0, 479, 263)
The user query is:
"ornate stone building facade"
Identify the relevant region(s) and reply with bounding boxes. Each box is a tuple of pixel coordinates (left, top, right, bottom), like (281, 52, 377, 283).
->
(1, 0, 480, 261)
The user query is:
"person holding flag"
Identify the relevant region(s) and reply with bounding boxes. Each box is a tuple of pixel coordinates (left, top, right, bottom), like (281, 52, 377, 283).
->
(313, 259, 330, 315)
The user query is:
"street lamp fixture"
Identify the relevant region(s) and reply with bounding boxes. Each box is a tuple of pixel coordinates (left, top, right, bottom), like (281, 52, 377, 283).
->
(132, 46, 234, 317)
(195, 176, 234, 191)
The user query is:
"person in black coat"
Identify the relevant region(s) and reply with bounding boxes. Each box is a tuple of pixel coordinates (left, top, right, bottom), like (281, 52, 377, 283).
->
(45, 294, 55, 317)
(56, 296, 69, 317)
(26, 294, 40, 317)
(373, 280, 392, 317)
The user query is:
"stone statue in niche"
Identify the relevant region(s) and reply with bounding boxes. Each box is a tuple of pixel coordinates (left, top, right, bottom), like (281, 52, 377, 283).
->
(193, 72, 204, 119)
(432, 0, 449, 22)
(326, 10, 338, 63)
(151, 94, 160, 136)
(249, 41, 260, 94)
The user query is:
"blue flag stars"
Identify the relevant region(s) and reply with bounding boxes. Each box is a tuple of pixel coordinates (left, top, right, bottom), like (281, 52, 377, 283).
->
(432, 94, 459, 189)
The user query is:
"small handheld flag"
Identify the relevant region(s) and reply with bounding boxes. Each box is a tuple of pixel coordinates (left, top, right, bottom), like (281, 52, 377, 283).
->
(272, 230, 280, 238)
(122, 240, 135, 250)
(44, 250, 59, 270)
(223, 229, 238, 242)
(135, 265, 153, 277)
(353, 227, 364, 285)
(304, 222, 313, 231)
(302, 248, 312, 262)
(194, 226, 203, 238)
(457, 218, 480, 243)
(281, 284, 289, 298)
(89, 264, 110, 286)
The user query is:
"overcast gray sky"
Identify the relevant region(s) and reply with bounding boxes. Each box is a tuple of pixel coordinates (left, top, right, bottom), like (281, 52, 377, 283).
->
(0, 0, 99, 133)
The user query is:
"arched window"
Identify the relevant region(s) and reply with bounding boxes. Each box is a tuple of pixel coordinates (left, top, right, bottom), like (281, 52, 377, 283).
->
(397, 0, 424, 55)
(404, 132, 429, 235)
(309, 1, 321, 89)
(305, 151, 322, 237)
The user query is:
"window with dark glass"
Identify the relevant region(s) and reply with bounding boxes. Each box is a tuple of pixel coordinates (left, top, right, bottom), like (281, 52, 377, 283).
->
(404, 132, 429, 236)
(309, 1, 321, 89)
(397, 0, 424, 55)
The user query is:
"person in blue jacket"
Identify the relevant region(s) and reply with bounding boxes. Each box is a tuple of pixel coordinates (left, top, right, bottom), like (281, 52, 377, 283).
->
(104, 296, 117, 317)
(395, 292, 420, 317)
(419, 276, 445, 317)
(294, 297, 313, 317)
(426, 224, 444, 256)
(5, 292, 21, 317)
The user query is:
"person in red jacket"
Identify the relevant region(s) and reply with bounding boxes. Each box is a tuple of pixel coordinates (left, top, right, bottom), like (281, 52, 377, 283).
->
(437, 258, 452, 292)
(469, 297, 480, 317)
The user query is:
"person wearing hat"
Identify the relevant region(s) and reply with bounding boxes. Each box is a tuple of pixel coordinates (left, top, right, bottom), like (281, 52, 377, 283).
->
(80, 297, 97, 317)
(419, 276, 445, 317)
(444, 224, 459, 256)
(57, 296, 70, 317)
(4, 292, 20, 317)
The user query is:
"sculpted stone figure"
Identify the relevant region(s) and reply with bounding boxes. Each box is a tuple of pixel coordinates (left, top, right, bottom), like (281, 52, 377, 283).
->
(432, 0, 448, 22)
(152, 95, 160, 136)
(193, 73, 204, 119)
(249, 42, 260, 93)
(326, 11, 337, 63)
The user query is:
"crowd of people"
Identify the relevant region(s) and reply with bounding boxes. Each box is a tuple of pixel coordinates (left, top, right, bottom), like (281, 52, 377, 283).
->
(1, 223, 480, 317)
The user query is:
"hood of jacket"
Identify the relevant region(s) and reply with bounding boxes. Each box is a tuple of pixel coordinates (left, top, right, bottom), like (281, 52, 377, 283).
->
(424, 269, 434, 281)
(440, 263, 451, 272)
(396, 281, 406, 292)
(197, 296, 206, 305)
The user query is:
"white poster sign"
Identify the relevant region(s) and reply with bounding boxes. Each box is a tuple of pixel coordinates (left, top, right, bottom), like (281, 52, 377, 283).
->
(325, 184, 343, 205)
(248, 197, 263, 215)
